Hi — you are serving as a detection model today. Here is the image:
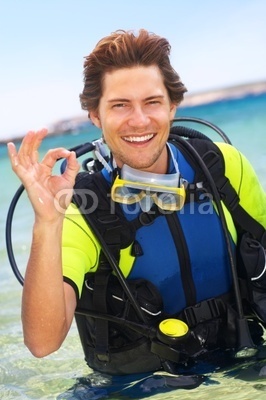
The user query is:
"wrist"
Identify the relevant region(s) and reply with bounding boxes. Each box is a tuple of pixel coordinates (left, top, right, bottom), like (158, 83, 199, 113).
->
(33, 216, 64, 233)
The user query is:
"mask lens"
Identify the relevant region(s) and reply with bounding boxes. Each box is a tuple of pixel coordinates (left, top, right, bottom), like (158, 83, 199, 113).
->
(155, 192, 185, 211)
(112, 180, 144, 204)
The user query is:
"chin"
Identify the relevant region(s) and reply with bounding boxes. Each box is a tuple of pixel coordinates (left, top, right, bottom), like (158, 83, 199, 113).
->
(114, 150, 159, 171)
(125, 160, 155, 171)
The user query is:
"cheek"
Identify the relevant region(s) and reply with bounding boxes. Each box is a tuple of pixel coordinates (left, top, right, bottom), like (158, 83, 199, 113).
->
(102, 130, 116, 149)
(101, 116, 119, 132)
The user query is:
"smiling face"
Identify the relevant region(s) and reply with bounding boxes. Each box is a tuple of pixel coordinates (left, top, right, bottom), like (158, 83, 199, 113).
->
(89, 65, 177, 174)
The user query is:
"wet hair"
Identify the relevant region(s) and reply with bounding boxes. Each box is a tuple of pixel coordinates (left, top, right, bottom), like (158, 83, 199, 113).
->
(80, 29, 187, 114)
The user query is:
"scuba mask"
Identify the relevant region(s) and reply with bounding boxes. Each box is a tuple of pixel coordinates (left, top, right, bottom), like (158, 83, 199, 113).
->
(111, 144, 186, 212)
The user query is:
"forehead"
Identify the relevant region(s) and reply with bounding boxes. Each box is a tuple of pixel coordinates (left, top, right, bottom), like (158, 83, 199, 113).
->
(102, 65, 167, 97)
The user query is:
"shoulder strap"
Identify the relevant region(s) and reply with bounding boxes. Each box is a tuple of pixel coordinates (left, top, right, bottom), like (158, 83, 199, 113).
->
(73, 171, 136, 251)
(170, 136, 266, 243)
(72, 171, 163, 360)
(73, 171, 135, 361)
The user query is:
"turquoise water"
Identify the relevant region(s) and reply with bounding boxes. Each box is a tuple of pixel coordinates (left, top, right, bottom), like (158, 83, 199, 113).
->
(1, 93, 266, 399)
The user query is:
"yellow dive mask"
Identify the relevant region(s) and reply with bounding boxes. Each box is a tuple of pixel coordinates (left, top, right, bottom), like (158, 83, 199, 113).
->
(111, 145, 186, 212)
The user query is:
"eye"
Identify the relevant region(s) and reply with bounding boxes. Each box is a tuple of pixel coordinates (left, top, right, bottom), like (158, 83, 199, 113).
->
(147, 100, 161, 106)
(113, 102, 126, 108)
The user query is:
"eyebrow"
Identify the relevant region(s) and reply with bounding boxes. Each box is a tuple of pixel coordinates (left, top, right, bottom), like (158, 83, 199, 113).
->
(107, 95, 165, 103)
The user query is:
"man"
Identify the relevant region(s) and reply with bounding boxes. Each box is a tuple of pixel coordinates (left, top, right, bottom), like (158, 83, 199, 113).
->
(8, 29, 266, 378)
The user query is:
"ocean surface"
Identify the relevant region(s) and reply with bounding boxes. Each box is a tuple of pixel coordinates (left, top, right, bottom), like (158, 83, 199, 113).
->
(1, 93, 266, 399)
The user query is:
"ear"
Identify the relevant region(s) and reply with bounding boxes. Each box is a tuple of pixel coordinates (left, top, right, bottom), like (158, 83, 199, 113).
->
(90, 111, 102, 128)
(170, 103, 177, 120)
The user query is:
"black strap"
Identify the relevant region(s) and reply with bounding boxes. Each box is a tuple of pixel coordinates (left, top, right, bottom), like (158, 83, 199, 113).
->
(93, 259, 111, 362)
(170, 136, 266, 242)
(165, 212, 196, 306)
(74, 171, 136, 248)
(201, 148, 266, 241)
(92, 221, 123, 361)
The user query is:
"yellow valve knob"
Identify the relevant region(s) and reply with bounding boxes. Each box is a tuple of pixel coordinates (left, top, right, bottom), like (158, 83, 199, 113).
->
(158, 319, 189, 343)
(159, 318, 189, 337)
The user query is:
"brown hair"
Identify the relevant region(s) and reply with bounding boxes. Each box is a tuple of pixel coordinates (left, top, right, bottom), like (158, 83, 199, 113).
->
(80, 29, 187, 114)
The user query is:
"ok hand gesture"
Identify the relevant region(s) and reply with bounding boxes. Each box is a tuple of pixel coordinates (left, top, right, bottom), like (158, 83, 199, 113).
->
(7, 128, 80, 222)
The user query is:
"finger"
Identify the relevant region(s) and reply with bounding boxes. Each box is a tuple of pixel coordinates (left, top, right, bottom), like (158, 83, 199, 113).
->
(7, 141, 35, 184)
(7, 142, 19, 168)
(41, 147, 72, 169)
(18, 129, 48, 162)
(62, 151, 80, 184)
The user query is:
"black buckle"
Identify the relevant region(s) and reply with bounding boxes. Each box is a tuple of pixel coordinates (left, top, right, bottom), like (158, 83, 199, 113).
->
(184, 298, 221, 328)
(217, 177, 239, 210)
(186, 183, 210, 204)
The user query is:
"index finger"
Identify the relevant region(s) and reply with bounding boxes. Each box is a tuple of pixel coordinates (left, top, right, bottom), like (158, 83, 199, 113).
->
(18, 128, 48, 159)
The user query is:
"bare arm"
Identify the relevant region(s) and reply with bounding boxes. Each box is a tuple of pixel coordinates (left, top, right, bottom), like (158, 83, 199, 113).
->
(7, 129, 80, 357)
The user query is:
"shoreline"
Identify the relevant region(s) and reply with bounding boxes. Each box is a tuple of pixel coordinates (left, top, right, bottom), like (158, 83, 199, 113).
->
(181, 80, 266, 107)
(1, 81, 266, 144)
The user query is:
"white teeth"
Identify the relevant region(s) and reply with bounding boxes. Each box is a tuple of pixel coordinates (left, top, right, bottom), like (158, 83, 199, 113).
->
(123, 134, 154, 142)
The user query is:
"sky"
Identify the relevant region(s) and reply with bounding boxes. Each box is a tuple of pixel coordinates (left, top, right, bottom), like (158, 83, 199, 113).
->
(0, 0, 265, 141)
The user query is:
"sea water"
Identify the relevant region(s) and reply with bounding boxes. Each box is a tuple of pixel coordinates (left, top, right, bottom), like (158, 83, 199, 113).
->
(1, 93, 266, 399)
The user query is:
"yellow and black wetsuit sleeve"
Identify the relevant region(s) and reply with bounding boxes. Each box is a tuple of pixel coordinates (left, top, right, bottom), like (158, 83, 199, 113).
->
(62, 203, 136, 301)
(62, 203, 100, 300)
(216, 142, 266, 229)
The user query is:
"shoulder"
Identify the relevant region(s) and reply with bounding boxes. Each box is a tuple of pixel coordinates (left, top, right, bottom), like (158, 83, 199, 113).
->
(214, 142, 258, 188)
(215, 142, 266, 228)
(215, 142, 243, 166)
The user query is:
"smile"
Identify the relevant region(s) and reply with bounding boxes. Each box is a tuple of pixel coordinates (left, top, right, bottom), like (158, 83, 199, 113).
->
(122, 134, 154, 143)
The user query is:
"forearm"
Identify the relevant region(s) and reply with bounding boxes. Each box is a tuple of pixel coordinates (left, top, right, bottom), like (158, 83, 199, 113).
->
(7, 131, 80, 356)
(22, 219, 71, 357)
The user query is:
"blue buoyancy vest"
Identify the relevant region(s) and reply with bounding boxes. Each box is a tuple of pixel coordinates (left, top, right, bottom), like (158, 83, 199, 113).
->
(118, 143, 233, 314)
(72, 136, 266, 375)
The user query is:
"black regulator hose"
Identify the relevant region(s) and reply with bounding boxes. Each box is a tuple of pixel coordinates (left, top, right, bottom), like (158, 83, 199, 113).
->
(173, 116, 232, 144)
(60, 142, 96, 173)
(5, 141, 96, 287)
(169, 134, 256, 357)
(171, 119, 256, 355)
(5, 184, 25, 286)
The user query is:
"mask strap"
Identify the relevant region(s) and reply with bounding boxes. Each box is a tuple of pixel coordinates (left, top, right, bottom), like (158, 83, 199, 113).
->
(166, 143, 180, 178)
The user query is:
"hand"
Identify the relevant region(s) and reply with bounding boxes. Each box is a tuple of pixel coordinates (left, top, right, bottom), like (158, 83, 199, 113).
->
(7, 128, 80, 222)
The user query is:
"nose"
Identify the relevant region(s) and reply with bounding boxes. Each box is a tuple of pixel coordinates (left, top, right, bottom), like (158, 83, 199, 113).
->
(127, 106, 150, 128)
